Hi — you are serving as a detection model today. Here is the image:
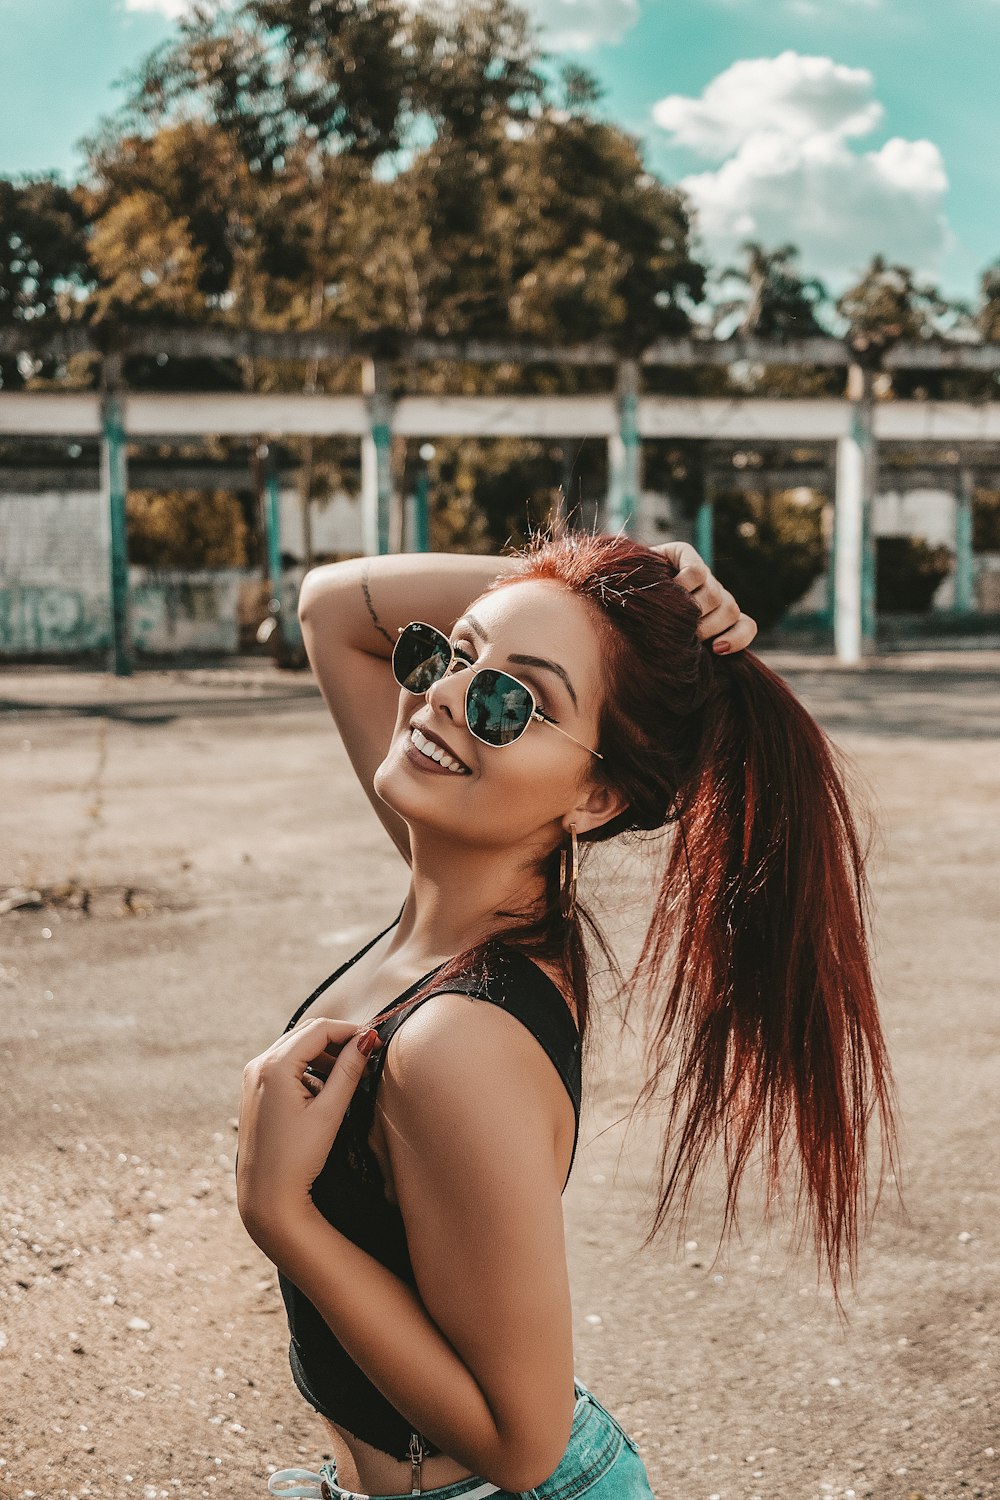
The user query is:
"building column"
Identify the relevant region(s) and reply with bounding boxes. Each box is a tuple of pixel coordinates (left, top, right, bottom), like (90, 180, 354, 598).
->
(954, 466, 975, 613)
(834, 364, 877, 663)
(361, 358, 394, 555)
(606, 359, 640, 535)
(695, 469, 715, 571)
(100, 363, 131, 677)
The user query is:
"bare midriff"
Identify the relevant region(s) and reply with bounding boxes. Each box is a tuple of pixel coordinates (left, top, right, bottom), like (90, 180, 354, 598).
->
(318, 1413, 478, 1493)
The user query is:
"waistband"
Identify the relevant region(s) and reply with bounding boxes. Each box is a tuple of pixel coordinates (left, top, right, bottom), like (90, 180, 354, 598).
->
(267, 1379, 596, 1500)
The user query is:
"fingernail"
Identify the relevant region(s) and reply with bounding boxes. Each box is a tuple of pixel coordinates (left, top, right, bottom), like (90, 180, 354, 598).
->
(357, 1028, 381, 1057)
(713, 640, 731, 654)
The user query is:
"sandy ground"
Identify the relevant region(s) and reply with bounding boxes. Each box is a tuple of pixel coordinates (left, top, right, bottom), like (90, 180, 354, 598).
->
(0, 650, 997, 1500)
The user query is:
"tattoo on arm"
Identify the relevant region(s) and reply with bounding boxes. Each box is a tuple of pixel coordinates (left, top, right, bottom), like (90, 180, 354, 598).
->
(361, 566, 396, 649)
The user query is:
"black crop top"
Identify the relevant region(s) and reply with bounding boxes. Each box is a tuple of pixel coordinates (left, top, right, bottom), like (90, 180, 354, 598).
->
(276, 910, 583, 1462)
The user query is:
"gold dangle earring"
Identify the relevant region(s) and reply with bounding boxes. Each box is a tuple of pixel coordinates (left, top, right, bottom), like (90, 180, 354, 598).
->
(559, 824, 579, 921)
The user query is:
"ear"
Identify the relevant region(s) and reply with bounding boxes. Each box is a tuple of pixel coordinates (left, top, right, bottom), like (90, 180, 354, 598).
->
(565, 780, 628, 839)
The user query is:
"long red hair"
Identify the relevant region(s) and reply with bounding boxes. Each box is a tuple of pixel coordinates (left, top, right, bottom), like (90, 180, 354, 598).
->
(381, 529, 901, 1300)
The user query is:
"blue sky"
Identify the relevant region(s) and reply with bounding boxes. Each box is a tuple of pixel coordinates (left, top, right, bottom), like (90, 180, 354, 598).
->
(2, 0, 997, 304)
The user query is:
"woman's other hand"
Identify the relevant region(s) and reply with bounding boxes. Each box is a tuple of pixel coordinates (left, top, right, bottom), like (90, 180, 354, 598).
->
(236, 1019, 382, 1260)
(653, 541, 758, 654)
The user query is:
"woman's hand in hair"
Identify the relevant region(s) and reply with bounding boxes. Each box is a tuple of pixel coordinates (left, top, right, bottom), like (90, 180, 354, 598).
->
(236, 1019, 382, 1262)
(653, 541, 758, 654)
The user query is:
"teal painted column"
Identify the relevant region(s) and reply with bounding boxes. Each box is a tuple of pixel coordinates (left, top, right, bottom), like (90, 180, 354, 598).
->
(606, 360, 640, 535)
(100, 388, 131, 677)
(414, 443, 434, 552)
(263, 467, 303, 650)
(361, 358, 394, 554)
(264, 466, 288, 650)
(823, 494, 836, 631)
(695, 489, 714, 571)
(954, 467, 975, 614)
(265, 467, 283, 592)
(861, 485, 876, 644)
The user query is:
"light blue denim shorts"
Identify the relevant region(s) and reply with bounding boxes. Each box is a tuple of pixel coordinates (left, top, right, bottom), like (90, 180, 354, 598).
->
(267, 1378, 655, 1500)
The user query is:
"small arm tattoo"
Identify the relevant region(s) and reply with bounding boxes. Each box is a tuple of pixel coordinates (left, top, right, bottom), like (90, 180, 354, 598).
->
(361, 565, 396, 648)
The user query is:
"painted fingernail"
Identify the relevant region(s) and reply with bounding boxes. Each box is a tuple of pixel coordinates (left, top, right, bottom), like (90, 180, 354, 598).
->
(713, 640, 731, 653)
(357, 1028, 381, 1057)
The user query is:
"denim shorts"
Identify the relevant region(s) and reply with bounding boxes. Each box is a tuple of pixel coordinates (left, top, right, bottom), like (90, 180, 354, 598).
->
(267, 1377, 655, 1500)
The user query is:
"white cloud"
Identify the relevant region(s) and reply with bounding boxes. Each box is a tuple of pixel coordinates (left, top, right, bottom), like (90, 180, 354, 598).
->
(525, 0, 640, 51)
(653, 51, 952, 286)
(653, 53, 882, 160)
(123, 0, 190, 16)
(404, 0, 639, 51)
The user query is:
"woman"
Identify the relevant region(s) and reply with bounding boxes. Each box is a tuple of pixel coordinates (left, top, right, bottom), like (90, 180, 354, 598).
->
(236, 531, 898, 1500)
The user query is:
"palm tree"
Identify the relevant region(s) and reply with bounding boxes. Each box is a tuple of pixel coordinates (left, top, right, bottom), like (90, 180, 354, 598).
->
(713, 241, 829, 340)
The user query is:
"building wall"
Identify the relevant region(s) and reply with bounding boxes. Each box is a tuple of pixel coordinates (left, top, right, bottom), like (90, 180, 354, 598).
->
(278, 488, 363, 561)
(0, 489, 260, 656)
(0, 491, 111, 652)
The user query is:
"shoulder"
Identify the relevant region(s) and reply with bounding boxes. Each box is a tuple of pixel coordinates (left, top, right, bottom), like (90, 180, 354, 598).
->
(377, 990, 569, 1176)
(379, 987, 565, 1131)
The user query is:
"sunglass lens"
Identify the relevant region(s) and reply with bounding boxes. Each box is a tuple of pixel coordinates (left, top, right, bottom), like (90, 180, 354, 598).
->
(466, 669, 534, 746)
(392, 623, 451, 693)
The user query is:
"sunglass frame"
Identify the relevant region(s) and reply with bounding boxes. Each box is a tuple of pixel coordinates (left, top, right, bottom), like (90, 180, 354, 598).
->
(392, 621, 603, 759)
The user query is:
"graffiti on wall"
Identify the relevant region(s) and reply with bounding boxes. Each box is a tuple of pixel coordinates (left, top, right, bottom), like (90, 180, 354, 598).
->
(0, 587, 109, 652)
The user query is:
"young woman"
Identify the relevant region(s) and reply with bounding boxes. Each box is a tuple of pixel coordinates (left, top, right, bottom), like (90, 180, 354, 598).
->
(236, 531, 898, 1500)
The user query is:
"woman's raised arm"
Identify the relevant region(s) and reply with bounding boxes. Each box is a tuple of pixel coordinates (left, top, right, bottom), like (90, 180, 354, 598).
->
(298, 553, 521, 862)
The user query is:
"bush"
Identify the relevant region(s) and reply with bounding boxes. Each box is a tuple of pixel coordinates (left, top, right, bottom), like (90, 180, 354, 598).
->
(875, 535, 953, 612)
(712, 489, 826, 630)
(126, 490, 250, 569)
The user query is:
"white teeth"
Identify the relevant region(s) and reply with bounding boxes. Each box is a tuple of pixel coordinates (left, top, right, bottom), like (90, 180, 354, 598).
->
(409, 727, 468, 774)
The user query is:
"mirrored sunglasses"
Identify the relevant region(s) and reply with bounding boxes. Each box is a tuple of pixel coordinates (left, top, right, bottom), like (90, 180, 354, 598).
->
(391, 620, 603, 758)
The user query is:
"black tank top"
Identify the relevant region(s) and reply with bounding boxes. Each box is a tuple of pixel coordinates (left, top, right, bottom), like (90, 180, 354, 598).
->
(276, 910, 583, 1461)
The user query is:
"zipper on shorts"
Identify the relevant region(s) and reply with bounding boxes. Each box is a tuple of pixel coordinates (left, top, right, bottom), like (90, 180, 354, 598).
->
(408, 1431, 425, 1495)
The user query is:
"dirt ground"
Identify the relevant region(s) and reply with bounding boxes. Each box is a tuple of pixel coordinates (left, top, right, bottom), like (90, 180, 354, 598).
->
(1, 650, 997, 1500)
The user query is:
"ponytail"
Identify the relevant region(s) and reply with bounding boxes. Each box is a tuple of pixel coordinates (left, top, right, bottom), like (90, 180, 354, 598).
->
(627, 651, 900, 1298)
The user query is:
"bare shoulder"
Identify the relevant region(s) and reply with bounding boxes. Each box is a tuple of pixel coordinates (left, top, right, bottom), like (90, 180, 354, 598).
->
(379, 989, 566, 1127)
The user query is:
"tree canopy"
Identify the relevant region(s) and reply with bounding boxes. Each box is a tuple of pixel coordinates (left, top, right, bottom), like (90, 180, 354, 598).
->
(1, 0, 998, 380)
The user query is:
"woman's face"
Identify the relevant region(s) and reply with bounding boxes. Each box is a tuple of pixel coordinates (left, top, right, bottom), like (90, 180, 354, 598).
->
(373, 579, 616, 853)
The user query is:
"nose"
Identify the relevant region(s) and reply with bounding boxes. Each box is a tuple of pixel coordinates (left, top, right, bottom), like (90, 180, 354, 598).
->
(424, 658, 467, 725)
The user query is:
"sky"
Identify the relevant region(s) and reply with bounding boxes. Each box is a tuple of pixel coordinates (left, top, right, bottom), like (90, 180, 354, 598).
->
(2, 0, 998, 305)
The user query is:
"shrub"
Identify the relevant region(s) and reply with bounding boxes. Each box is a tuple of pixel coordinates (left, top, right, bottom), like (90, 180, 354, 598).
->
(712, 488, 826, 630)
(875, 536, 953, 612)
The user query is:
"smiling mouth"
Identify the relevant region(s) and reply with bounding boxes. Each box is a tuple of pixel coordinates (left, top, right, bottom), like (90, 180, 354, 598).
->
(407, 725, 472, 774)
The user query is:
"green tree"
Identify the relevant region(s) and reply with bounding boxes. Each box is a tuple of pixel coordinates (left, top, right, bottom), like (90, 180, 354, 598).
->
(875, 536, 953, 612)
(835, 254, 954, 353)
(712, 488, 826, 630)
(0, 176, 93, 388)
(713, 241, 829, 340)
(127, 489, 250, 568)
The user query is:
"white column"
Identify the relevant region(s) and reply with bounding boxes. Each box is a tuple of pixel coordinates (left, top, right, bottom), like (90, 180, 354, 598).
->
(833, 432, 864, 663)
(606, 360, 640, 534)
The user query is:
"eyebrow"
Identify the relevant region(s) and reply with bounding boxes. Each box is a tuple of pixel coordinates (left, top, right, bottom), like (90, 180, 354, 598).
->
(460, 614, 579, 711)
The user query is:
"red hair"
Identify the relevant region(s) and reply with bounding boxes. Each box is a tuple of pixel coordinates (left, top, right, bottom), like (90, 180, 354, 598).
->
(381, 529, 900, 1300)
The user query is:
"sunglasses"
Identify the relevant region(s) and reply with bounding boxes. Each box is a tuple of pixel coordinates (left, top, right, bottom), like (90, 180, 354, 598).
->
(392, 620, 603, 758)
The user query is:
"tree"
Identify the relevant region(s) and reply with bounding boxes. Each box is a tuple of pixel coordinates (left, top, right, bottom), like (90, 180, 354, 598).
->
(0, 176, 93, 388)
(712, 488, 826, 630)
(977, 260, 1000, 342)
(835, 254, 954, 354)
(126, 489, 250, 568)
(713, 241, 829, 340)
(875, 536, 953, 612)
